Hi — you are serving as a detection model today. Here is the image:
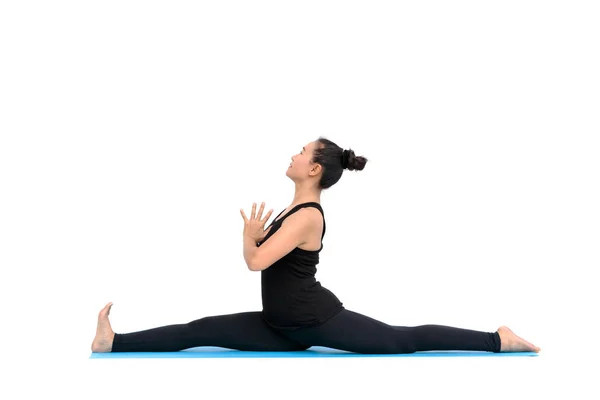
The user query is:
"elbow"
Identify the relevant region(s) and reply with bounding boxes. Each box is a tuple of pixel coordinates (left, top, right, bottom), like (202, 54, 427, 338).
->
(249, 259, 266, 272)
(248, 259, 259, 272)
(249, 252, 265, 271)
(249, 264, 262, 272)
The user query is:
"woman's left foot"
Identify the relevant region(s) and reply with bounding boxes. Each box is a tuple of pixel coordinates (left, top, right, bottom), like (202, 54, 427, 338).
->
(91, 302, 115, 353)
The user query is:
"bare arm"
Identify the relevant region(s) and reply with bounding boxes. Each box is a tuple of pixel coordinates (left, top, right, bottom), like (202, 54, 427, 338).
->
(243, 235, 258, 270)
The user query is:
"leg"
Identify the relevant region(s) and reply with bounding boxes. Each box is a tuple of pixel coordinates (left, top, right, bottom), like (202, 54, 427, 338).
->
(92, 303, 310, 352)
(281, 309, 502, 354)
(112, 311, 309, 352)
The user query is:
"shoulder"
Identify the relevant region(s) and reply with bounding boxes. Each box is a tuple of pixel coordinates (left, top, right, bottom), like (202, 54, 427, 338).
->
(287, 206, 323, 227)
(278, 206, 323, 237)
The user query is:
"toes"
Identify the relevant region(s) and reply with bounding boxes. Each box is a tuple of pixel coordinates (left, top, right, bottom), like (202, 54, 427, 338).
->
(98, 302, 113, 318)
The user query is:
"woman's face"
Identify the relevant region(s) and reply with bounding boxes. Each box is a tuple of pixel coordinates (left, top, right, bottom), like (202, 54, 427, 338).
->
(287, 141, 315, 176)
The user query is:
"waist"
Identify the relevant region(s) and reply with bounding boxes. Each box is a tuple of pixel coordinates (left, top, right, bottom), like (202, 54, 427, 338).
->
(261, 285, 343, 327)
(261, 302, 344, 331)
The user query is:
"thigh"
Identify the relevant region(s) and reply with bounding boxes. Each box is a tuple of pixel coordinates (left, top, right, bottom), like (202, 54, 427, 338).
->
(282, 309, 416, 354)
(187, 311, 311, 352)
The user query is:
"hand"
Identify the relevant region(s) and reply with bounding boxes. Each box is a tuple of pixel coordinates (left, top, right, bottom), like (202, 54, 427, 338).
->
(240, 202, 274, 243)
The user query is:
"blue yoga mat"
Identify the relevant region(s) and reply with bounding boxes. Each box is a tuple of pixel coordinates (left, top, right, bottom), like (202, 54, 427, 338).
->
(90, 346, 538, 358)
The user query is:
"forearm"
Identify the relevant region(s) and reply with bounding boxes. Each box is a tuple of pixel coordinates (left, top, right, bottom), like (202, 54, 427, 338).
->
(243, 235, 258, 270)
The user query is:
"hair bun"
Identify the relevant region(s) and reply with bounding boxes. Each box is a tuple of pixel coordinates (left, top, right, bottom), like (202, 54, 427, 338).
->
(341, 149, 351, 169)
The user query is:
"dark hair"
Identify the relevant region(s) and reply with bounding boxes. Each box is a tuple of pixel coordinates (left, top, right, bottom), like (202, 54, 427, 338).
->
(312, 137, 368, 189)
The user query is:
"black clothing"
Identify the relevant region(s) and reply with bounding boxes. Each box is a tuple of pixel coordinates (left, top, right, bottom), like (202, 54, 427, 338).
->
(111, 309, 500, 353)
(258, 202, 344, 331)
(281, 308, 501, 354)
(110, 202, 501, 354)
(111, 311, 311, 352)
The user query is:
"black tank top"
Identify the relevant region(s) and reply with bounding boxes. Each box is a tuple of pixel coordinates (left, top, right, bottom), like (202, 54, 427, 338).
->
(258, 202, 344, 331)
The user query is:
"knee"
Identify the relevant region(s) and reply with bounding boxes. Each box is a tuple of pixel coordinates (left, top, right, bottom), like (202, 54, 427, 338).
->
(391, 329, 418, 354)
(380, 340, 416, 354)
(365, 342, 416, 354)
(353, 328, 418, 354)
(186, 316, 210, 329)
(393, 344, 417, 354)
(366, 331, 418, 354)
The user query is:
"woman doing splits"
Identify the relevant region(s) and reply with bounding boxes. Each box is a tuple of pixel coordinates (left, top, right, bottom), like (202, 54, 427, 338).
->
(92, 137, 540, 354)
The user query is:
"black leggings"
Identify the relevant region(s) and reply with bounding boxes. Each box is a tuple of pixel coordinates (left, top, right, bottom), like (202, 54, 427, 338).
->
(111, 309, 501, 354)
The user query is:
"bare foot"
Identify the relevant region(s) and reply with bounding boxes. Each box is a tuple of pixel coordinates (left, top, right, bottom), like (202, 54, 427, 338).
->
(497, 326, 541, 353)
(91, 302, 116, 353)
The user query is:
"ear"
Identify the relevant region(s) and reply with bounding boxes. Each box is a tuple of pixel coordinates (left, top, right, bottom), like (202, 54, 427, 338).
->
(310, 163, 322, 175)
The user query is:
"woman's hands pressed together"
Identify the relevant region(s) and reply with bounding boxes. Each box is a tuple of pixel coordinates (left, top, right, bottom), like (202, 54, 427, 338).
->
(240, 202, 274, 244)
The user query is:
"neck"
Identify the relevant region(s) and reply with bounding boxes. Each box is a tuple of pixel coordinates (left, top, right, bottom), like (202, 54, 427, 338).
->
(291, 181, 321, 206)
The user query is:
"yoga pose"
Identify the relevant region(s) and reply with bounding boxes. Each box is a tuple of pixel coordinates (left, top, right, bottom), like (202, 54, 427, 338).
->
(92, 137, 541, 354)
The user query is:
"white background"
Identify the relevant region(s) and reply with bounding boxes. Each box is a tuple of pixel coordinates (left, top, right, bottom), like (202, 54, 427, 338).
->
(1, 1, 598, 399)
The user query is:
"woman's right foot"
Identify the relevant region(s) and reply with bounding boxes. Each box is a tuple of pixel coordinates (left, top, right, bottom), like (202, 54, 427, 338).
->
(497, 326, 541, 353)
(91, 302, 115, 353)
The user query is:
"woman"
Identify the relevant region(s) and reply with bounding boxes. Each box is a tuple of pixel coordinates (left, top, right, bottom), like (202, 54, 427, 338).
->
(91, 137, 540, 354)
